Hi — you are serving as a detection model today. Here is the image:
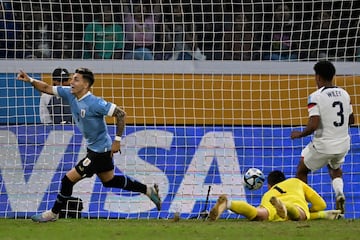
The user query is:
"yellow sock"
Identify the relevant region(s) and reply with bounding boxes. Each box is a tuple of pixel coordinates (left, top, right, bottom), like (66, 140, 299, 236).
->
(284, 203, 300, 220)
(230, 201, 257, 220)
(310, 211, 326, 220)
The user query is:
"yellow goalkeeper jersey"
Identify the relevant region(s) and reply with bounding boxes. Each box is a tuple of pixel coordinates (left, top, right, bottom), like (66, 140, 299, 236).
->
(260, 178, 326, 221)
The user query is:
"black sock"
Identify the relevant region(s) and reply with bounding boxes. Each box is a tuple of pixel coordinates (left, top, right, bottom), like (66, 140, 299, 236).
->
(103, 175, 147, 194)
(52, 175, 75, 214)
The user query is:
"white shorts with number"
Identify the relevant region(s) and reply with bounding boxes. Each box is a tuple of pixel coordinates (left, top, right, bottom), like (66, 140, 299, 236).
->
(301, 142, 347, 171)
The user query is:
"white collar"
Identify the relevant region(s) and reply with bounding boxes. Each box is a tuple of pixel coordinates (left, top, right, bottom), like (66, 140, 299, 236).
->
(77, 91, 91, 101)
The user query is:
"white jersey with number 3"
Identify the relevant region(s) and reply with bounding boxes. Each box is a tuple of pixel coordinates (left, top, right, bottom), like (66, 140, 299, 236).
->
(308, 86, 353, 154)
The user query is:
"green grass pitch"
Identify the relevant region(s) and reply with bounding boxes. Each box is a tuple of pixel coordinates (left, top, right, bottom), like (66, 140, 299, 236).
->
(0, 218, 359, 240)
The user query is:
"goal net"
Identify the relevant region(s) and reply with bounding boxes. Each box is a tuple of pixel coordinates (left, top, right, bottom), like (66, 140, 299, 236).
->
(0, 0, 359, 219)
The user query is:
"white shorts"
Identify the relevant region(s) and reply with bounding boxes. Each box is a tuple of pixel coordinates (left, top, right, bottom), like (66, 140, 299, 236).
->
(301, 142, 347, 171)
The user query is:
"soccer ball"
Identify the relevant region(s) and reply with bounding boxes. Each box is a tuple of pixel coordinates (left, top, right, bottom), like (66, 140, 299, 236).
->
(243, 168, 265, 190)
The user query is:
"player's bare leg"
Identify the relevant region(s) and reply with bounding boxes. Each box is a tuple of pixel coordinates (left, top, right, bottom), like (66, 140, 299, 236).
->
(296, 157, 310, 184)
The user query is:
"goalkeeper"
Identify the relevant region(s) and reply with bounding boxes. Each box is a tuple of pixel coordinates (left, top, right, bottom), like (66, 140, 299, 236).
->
(17, 68, 162, 222)
(209, 170, 340, 221)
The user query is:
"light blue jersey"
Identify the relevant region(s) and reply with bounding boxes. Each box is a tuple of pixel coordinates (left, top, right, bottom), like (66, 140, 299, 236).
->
(54, 86, 116, 153)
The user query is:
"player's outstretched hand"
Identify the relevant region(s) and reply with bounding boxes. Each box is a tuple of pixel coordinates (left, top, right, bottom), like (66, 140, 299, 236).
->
(17, 70, 31, 82)
(291, 131, 302, 139)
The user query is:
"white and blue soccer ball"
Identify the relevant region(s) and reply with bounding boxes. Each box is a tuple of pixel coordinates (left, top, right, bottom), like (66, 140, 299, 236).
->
(243, 168, 265, 190)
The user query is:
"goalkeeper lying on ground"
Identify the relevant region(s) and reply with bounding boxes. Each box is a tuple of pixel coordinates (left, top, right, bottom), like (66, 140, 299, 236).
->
(209, 170, 341, 221)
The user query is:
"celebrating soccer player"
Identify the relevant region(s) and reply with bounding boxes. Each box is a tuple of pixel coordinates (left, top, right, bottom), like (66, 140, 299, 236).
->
(17, 68, 162, 222)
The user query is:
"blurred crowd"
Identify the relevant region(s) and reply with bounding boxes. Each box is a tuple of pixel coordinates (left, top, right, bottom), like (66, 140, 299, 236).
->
(1, 0, 360, 61)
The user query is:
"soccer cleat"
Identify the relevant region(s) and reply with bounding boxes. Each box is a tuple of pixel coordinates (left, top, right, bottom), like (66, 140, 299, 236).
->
(270, 196, 287, 219)
(31, 210, 58, 223)
(323, 210, 342, 220)
(148, 184, 162, 211)
(209, 194, 228, 221)
(336, 194, 345, 214)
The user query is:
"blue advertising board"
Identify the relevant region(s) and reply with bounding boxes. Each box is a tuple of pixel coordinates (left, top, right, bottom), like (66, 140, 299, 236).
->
(0, 125, 359, 219)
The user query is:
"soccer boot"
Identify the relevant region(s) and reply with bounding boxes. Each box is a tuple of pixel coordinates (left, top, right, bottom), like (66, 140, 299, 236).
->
(336, 194, 345, 214)
(270, 196, 287, 219)
(148, 184, 162, 211)
(31, 210, 58, 223)
(209, 194, 228, 221)
(323, 210, 342, 220)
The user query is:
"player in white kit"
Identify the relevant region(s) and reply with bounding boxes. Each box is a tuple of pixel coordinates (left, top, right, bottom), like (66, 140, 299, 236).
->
(291, 60, 355, 215)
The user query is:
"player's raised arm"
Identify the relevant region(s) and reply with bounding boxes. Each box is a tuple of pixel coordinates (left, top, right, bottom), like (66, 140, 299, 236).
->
(17, 70, 54, 95)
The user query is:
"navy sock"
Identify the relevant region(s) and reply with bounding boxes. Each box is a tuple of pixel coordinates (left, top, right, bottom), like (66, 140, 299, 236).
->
(52, 175, 75, 214)
(103, 175, 147, 194)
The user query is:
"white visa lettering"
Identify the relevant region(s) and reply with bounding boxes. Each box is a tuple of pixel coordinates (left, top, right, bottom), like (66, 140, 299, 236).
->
(104, 130, 171, 213)
(0, 130, 73, 212)
(169, 131, 245, 213)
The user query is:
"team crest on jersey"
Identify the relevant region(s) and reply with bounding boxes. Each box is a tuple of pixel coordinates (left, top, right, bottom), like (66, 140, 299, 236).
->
(98, 99, 107, 107)
(81, 109, 86, 118)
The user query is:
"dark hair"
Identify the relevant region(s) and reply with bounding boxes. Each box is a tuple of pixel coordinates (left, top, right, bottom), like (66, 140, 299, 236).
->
(267, 170, 286, 186)
(313, 60, 336, 82)
(52, 68, 69, 82)
(75, 67, 94, 87)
